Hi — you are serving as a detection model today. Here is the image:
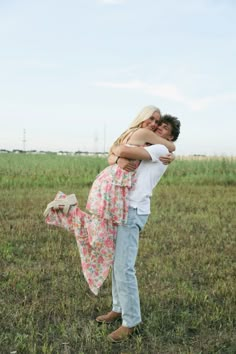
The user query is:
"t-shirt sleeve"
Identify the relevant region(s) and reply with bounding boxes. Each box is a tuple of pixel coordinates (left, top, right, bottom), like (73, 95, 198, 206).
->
(144, 144, 169, 162)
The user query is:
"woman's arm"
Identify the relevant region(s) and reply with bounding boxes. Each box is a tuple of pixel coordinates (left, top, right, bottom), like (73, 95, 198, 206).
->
(108, 153, 117, 165)
(128, 128, 175, 152)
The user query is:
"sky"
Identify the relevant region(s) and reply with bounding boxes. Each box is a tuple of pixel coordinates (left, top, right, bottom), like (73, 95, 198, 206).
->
(0, 0, 236, 156)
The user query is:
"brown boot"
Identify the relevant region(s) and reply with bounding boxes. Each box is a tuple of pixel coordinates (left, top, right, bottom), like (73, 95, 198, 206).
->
(96, 311, 121, 324)
(107, 325, 135, 343)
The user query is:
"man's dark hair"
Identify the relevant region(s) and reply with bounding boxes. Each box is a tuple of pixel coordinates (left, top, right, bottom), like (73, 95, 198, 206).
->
(160, 114, 181, 141)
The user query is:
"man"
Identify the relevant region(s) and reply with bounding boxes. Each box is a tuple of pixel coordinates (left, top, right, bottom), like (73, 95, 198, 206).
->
(96, 115, 181, 343)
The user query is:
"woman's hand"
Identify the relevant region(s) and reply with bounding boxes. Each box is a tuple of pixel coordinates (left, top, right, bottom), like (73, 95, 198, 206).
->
(159, 153, 175, 165)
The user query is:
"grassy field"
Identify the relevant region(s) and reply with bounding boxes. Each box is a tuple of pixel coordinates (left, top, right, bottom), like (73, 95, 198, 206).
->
(0, 154, 235, 354)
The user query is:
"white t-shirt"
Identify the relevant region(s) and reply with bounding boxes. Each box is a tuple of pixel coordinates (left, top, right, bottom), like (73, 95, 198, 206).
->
(127, 144, 168, 215)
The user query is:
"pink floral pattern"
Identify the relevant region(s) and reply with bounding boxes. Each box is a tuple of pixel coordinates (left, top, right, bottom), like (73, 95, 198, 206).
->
(45, 191, 117, 295)
(86, 164, 137, 224)
(45, 165, 138, 295)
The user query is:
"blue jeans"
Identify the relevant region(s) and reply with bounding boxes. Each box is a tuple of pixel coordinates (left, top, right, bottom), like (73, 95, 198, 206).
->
(112, 207, 149, 327)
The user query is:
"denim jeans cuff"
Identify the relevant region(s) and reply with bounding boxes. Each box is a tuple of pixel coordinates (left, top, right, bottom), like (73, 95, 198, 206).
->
(122, 319, 142, 328)
(112, 306, 122, 313)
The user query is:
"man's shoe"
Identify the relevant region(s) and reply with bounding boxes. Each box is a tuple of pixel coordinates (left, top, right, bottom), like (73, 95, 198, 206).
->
(96, 311, 121, 324)
(107, 325, 135, 343)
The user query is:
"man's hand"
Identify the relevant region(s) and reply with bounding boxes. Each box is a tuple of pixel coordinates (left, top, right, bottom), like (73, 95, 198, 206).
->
(159, 153, 175, 165)
(108, 153, 137, 172)
(117, 157, 137, 172)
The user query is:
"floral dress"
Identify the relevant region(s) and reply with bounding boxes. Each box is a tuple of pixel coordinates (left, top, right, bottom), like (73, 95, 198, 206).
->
(45, 163, 138, 295)
(45, 191, 117, 295)
(86, 164, 137, 224)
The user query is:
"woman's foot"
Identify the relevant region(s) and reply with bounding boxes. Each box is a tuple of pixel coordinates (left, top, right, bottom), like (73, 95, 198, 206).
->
(43, 193, 77, 217)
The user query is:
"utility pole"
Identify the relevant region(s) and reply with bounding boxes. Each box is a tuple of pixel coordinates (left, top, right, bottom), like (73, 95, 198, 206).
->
(103, 123, 106, 153)
(93, 133, 98, 153)
(23, 129, 26, 151)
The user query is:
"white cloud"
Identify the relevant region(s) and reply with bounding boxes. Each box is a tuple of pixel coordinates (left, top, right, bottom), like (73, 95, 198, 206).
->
(193, 93, 236, 109)
(0, 58, 62, 70)
(94, 80, 236, 110)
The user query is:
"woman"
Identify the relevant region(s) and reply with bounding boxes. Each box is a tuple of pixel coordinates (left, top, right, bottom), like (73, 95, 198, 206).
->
(86, 105, 174, 224)
(44, 105, 175, 294)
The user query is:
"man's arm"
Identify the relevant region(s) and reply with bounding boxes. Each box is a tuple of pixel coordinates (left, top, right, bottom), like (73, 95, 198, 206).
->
(108, 152, 141, 171)
(109, 145, 170, 171)
(112, 145, 152, 161)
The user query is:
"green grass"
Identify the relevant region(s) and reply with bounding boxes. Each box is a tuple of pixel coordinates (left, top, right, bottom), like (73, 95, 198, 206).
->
(0, 154, 235, 353)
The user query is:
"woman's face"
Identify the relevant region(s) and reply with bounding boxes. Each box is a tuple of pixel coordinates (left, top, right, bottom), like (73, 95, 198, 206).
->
(141, 111, 161, 131)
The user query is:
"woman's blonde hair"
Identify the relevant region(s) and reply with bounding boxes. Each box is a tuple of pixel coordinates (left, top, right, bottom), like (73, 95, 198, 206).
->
(109, 105, 161, 153)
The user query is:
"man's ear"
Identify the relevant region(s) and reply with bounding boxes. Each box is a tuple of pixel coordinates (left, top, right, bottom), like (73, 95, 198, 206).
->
(168, 135, 174, 141)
